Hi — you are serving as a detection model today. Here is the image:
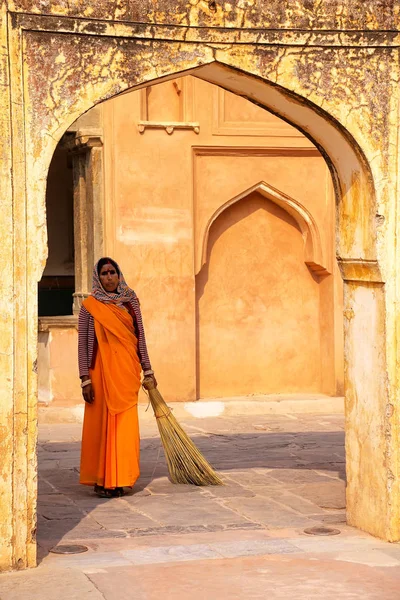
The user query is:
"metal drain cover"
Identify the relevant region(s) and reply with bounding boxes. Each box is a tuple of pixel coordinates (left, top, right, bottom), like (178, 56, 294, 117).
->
(50, 544, 89, 555)
(304, 526, 341, 536)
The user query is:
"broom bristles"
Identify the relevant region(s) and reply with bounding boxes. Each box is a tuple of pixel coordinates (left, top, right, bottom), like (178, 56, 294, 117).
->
(144, 380, 223, 486)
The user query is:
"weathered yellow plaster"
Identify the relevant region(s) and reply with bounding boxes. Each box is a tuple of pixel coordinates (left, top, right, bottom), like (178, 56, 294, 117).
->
(1, 0, 400, 570)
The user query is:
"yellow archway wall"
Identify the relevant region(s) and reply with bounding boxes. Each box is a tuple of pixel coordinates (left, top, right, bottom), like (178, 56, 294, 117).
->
(1, 2, 399, 571)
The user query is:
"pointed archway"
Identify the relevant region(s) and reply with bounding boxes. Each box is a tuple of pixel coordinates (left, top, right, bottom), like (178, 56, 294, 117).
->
(198, 181, 328, 278)
(2, 9, 397, 570)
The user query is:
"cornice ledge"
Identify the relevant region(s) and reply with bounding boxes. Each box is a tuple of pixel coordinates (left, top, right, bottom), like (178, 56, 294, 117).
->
(337, 258, 383, 284)
(67, 129, 103, 152)
(38, 315, 78, 332)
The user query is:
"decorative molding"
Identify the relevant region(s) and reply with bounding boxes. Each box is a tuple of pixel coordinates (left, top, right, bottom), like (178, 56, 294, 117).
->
(138, 77, 199, 133)
(197, 181, 328, 278)
(212, 87, 304, 138)
(192, 145, 320, 158)
(13, 13, 400, 48)
(337, 259, 383, 283)
(72, 292, 90, 315)
(67, 129, 103, 152)
(138, 121, 200, 134)
(38, 315, 78, 332)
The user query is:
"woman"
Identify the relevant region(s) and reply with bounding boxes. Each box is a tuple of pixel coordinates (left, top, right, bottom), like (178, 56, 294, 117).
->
(78, 257, 156, 498)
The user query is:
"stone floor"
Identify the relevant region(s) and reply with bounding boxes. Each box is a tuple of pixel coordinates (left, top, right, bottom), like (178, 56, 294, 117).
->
(1, 410, 400, 599)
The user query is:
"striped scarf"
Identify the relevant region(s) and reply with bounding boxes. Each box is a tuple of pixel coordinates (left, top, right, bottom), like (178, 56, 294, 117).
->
(92, 258, 137, 306)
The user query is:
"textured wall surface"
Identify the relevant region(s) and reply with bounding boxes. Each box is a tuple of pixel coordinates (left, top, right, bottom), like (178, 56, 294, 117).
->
(39, 76, 342, 404)
(1, 0, 400, 571)
(7, 0, 400, 29)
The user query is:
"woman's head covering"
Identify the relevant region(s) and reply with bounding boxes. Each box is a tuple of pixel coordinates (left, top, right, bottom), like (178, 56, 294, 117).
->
(92, 257, 137, 305)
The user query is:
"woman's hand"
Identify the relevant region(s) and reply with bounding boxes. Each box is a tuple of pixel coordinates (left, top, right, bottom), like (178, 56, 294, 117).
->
(142, 374, 157, 390)
(149, 374, 157, 387)
(81, 377, 94, 404)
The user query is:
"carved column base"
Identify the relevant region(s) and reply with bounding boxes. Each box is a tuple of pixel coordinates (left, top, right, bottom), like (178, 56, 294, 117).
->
(72, 292, 90, 315)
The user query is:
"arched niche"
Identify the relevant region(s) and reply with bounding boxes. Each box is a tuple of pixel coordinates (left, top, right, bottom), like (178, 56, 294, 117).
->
(197, 181, 328, 278)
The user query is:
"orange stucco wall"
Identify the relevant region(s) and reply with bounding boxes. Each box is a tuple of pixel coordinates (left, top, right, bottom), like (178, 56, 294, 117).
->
(197, 192, 322, 397)
(102, 76, 343, 401)
(41, 76, 343, 404)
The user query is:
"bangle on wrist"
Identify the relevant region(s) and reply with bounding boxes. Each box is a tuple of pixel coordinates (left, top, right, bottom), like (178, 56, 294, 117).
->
(81, 379, 92, 388)
(143, 369, 154, 376)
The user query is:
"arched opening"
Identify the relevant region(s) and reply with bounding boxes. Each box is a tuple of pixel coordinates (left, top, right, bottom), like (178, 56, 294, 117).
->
(8, 30, 391, 570)
(35, 72, 350, 564)
(196, 183, 342, 400)
(38, 73, 344, 406)
(35, 61, 376, 275)
(38, 134, 75, 318)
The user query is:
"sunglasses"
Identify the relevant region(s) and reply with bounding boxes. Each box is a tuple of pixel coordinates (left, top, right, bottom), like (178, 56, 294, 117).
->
(100, 269, 117, 276)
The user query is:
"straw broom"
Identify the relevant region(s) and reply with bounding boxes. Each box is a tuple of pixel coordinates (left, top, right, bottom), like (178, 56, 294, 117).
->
(142, 377, 223, 486)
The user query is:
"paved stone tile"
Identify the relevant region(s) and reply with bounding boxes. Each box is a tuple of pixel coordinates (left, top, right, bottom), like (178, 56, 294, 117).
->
(35, 413, 351, 555)
(44, 551, 133, 569)
(221, 470, 275, 487)
(68, 495, 125, 510)
(267, 468, 337, 485)
(37, 478, 59, 495)
(307, 464, 346, 477)
(294, 481, 346, 509)
(86, 555, 400, 600)
(0, 568, 104, 600)
(130, 495, 248, 527)
(139, 465, 169, 478)
(57, 457, 82, 469)
(288, 535, 384, 554)
(209, 538, 301, 558)
(200, 483, 256, 498)
(15, 415, 400, 599)
(89, 503, 158, 530)
(41, 468, 80, 488)
(222, 497, 318, 528)
(38, 493, 75, 506)
(306, 512, 347, 524)
(38, 425, 82, 443)
(61, 526, 129, 542)
(41, 441, 81, 452)
(378, 545, 400, 561)
(37, 516, 127, 545)
(38, 459, 61, 472)
(39, 504, 84, 520)
(334, 549, 400, 567)
(255, 490, 323, 515)
(146, 477, 200, 495)
(127, 522, 264, 537)
(121, 543, 221, 565)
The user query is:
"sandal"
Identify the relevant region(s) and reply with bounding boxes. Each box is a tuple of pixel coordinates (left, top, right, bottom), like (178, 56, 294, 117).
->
(94, 484, 114, 498)
(112, 487, 125, 497)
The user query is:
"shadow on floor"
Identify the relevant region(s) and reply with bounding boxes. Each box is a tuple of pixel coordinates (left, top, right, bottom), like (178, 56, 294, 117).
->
(37, 429, 346, 563)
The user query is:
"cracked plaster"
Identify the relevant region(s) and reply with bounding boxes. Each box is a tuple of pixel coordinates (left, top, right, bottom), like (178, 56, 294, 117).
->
(1, 0, 400, 573)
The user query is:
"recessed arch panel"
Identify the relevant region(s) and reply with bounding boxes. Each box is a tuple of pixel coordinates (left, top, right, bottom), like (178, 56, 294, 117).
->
(198, 181, 328, 277)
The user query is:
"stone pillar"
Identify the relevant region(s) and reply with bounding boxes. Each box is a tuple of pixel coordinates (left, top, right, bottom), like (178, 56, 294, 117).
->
(337, 259, 400, 540)
(69, 131, 104, 314)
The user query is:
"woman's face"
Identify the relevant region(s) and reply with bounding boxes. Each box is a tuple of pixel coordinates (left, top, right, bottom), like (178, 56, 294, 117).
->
(99, 263, 119, 293)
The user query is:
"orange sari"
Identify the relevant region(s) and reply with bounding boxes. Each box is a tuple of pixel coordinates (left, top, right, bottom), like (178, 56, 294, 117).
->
(80, 296, 142, 489)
